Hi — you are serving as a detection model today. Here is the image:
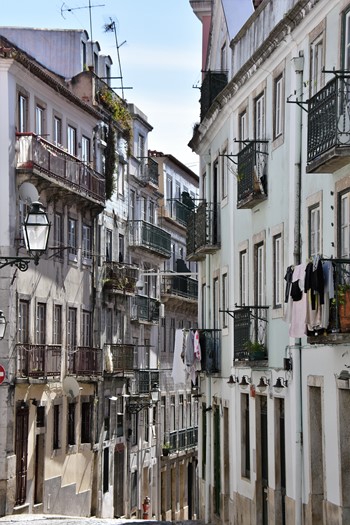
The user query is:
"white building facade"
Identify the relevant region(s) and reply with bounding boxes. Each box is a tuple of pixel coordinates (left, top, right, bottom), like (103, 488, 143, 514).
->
(189, 0, 350, 524)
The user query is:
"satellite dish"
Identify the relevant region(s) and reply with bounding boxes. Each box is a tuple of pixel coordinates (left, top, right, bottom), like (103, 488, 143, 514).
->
(62, 376, 80, 398)
(18, 182, 39, 204)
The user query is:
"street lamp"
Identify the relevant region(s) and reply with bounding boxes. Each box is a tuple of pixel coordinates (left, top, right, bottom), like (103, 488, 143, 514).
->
(0, 202, 50, 271)
(0, 311, 6, 340)
(127, 383, 161, 414)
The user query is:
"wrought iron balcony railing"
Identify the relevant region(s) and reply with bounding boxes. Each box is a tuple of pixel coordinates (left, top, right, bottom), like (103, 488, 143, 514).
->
(186, 202, 220, 261)
(103, 261, 138, 294)
(139, 157, 159, 186)
(233, 306, 268, 361)
(200, 70, 228, 121)
(16, 344, 61, 379)
(129, 220, 171, 258)
(131, 295, 160, 323)
(104, 343, 134, 373)
(237, 141, 268, 209)
(165, 199, 193, 227)
(307, 75, 350, 173)
(16, 133, 105, 205)
(199, 329, 221, 373)
(167, 427, 198, 454)
(161, 274, 198, 301)
(67, 346, 102, 376)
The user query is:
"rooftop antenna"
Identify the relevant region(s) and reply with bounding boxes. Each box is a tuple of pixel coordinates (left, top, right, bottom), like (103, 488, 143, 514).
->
(104, 18, 126, 99)
(61, 1, 105, 67)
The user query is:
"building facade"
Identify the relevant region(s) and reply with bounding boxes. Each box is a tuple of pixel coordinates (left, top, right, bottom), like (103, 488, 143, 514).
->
(0, 27, 199, 519)
(189, 0, 350, 524)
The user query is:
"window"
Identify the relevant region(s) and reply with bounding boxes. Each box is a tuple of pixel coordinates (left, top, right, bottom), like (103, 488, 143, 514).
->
(18, 300, 29, 343)
(106, 229, 112, 261)
(82, 224, 92, 260)
(273, 234, 283, 308)
(67, 125, 77, 156)
(138, 134, 145, 159)
(222, 273, 228, 328)
(53, 117, 62, 147)
(239, 111, 248, 145)
(54, 213, 63, 257)
(274, 75, 283, 138)
(167, 176, 173, 215)
(67, 403, 76, 446)
(35, 105, 45, 136)
(118, 163, 125, 196)
(170, 395, 176, 432)
(119, 234, 124, 262)
(141, 196, 147, 222)
(221, 149, 228, 199)
(18, 93, 28, 133)
(116, 397, 123, 437)
(340, 191, 350, 257)
(103, 447, 109, 493)
(255, 242, 265, 306)
(241, 393, 250, 478)
(179, 395, 184, 429)
(82, 311, 91, 347)
(67, 307, 77, 351)
(169, 318, 175, 353)
(213, 277, 219, 330)
(68, 218, 77, 257)
(220, 42, 227, 71)
(255, 93, 265, 140)
(53, 305, 62, 345)
(36, 303, 46, 344)
(239, 250, 248, 306)
(106, 308, 113, 342)
(81, 136, 90, 163)
(81, 402, 91, 443)
(309, 205, 321, 258)
(149, 201, 155, 224)
(144, 409, 149, 442)
(131, 470, 138, 508)
(310, 34, 324, 96)
(131, 414, 138, 446)
(201, 283, 206, 327)
(53, 404, 61, 450)
(104, 398, 110, 440)
(130, 190, 135, 221)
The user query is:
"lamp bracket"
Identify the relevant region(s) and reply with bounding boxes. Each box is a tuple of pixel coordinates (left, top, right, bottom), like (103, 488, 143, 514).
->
(0, 256, 38, 272)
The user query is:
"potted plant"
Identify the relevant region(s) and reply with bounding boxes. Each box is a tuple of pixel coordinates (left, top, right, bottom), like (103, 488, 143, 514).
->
(244, 340, 267, 361)
(162, 442, 171, 456)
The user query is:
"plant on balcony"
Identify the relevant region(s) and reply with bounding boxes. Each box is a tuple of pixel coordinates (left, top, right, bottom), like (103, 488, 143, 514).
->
(337, 283, 350, 332)
(104, 123, 116, 200)
(162, 442, 171, 456)
(97, 88, 132, 152)
(244, 340, 266, 360)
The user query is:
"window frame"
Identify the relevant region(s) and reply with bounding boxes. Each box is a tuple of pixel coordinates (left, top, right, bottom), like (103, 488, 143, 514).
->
(274, 74, 284, 139)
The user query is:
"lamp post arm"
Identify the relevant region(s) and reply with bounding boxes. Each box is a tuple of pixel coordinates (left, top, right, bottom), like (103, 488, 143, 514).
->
(0, 256, 38, 272)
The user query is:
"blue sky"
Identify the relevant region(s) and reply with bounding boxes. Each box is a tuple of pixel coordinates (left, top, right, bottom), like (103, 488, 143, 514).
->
(1, 0, 203, 172)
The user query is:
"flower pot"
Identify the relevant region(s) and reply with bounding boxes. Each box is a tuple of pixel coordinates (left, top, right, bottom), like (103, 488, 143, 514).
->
(162, 448, 169, 456)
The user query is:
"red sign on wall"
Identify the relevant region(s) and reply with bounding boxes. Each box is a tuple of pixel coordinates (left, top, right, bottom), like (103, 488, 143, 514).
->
(0, 364, 6, 385)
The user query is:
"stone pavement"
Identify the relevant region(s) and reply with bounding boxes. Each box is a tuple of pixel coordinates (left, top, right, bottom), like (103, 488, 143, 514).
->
(0, 517, 203, 525)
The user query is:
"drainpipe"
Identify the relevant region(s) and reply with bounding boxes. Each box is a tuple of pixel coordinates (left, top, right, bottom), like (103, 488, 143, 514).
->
(291, 52, 304, 525)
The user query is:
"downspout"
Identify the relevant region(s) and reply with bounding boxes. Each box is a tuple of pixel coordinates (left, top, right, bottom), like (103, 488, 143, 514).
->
(292, 51, 304, 525)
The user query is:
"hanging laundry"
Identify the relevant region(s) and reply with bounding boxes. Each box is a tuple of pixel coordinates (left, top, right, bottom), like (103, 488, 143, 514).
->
(171, 329, 187, 385)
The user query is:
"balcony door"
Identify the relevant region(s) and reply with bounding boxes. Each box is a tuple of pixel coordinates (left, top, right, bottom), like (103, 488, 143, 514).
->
(15, 403, 29, 505)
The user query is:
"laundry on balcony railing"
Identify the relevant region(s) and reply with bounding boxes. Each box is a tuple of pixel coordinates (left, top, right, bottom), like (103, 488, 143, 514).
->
(284, 256, 350, 338)
(172, 328, 221, 385)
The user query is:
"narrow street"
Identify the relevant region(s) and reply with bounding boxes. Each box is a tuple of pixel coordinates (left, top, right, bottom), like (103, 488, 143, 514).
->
(0, 516, 203, 525)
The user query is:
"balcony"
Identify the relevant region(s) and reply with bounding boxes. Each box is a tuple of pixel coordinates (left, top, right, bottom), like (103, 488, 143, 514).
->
(16, 344, 61, 379)
(307, 258, 350, 344)
(104, 343, 134, 373)
(233, 307, 268, 362)
(307, 76, 350, 173)
(200, 70, 228, 121)
(199, 329, 221, 373)
(103, 261, 138, 294)
(161, 274, 198, 302)
(129, 220, 171, 258)
(164, 199, 193, 227)
(134, 369, 160, 394)
(67, 347, 102, 377)
(237, 141, 268, 209)
(131, 295, 160, 323)
(186, 202, 220, 261)
(166, 427, 198, 454)
(16, 133, 105, 208)
(138, 157, 159, 186)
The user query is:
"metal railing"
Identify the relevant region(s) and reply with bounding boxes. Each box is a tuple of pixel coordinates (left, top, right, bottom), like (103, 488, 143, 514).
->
(16, 344, 61, 378)
(307, 75, 350, 164)
(129, 220, 171, 257)
(103, 261, 138, 293)
(161, 274, 198, 300)
(139, 157, 159, 186)
(199, 329, 221, 373)
(16, 133, 105, 204)
(233, 306, 268, 361)
(167, 427, 198, 453)
(67, 346, 102, 376)
(186, 202, 220, 259)
(200, 70, 228, 121)
(104, 343, 134, 372)
(237, 141, 268, 205)
(131, 295, 160, 323)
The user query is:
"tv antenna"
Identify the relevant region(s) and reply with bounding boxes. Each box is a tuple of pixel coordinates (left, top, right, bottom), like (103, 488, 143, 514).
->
(61, 2, 105, 45)
(104, 18, 128, 99)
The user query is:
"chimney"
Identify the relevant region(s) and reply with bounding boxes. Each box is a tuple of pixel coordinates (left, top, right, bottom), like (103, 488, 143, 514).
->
(252, 0, 264, 9)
